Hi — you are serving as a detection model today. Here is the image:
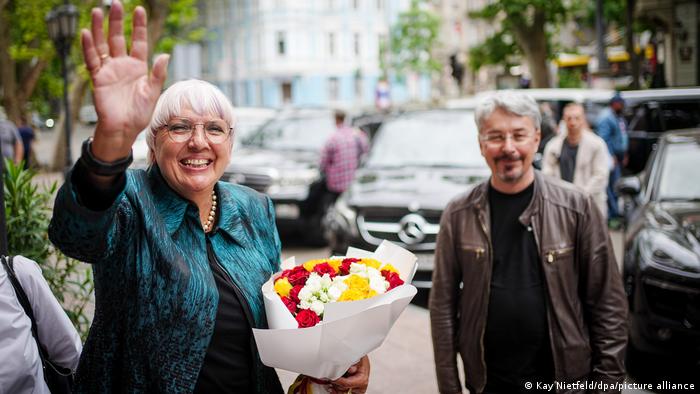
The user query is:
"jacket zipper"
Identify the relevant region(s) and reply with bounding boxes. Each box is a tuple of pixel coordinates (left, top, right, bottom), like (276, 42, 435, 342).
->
(476, 210, 492, 393)
(205, 238, 259, 390)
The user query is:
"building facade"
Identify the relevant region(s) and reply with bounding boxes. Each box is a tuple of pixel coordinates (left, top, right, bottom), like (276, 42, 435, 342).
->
(197, 0, 431, 109)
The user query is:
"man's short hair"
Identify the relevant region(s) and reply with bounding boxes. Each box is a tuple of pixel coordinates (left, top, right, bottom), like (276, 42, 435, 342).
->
(334, 109, 346, 124)
(475, 91, 541, 132)
(562, 101, 585, 115)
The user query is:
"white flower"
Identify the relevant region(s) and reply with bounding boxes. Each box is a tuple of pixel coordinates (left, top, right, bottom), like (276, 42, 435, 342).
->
(310, 299, 325, 315)
(328, 277, 349, 301)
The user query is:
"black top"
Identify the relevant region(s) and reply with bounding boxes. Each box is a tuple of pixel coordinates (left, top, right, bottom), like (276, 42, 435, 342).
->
(484, 182, 553, 393)
(559, 139, 579, 183)
(194, 238, 253, 393)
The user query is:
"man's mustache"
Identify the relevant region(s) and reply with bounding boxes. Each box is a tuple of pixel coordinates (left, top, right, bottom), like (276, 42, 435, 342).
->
(494, 153, 521, 162)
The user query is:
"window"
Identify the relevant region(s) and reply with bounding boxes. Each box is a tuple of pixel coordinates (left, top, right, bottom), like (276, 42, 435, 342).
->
(281, 82, 292, 103)
(354, 33, 361, 56)
(328, 32, 335, 56)
(328, 77, 339, 101)
(277, 31, 286, 55)
(354, 74, 363, 99)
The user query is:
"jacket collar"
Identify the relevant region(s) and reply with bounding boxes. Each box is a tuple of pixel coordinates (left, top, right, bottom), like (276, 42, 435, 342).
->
(146, 166, 250, 247)
(472, 169, 544, 227)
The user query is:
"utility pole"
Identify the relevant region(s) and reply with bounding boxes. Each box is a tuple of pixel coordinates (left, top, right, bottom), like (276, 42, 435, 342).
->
(595, 0, 609, 73)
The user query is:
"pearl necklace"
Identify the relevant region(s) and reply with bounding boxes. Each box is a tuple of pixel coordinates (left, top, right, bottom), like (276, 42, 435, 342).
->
(203, 190, 217, 232)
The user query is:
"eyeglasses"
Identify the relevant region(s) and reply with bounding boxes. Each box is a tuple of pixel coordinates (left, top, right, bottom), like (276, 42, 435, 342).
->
(162, 118, 233, 144)
(479, 132, 533, 147)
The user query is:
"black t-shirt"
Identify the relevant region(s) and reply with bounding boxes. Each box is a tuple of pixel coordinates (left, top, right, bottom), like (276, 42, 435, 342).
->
(483, 182, 553, 394)
(193, 241, 253, 393)
(559, 139, 579, 183)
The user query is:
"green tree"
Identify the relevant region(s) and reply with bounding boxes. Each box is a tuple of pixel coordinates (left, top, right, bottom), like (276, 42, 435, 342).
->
(468, 0, 571, 88)
(388, 0, 441, 76)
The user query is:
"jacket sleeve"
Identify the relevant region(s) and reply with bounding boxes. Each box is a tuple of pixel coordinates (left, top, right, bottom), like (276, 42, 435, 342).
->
(595, 116, 616, 156)
(14, 256, 82, 371)
(541, 139, 558, 178)
(581, 139, 610, 196)
(577, 196, 628, 391)
(429, 205, 463, 394)
(48, 166, 136, 264)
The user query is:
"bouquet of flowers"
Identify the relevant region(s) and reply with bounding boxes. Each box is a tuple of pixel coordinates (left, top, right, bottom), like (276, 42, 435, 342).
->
(273, 257, 405, 328)
(252, 240, 417, 382)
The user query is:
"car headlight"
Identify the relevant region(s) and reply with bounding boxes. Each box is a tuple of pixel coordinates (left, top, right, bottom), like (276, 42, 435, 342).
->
(640, 231, 700, 272)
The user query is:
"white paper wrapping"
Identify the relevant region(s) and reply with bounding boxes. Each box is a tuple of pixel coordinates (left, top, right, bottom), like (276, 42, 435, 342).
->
(252, 240, 418, 380)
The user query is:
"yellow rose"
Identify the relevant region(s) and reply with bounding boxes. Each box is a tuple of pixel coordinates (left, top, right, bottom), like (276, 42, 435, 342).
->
(339, 288, 366, 301)
(274, 277, 292, 297)
(303, 259, 326, 272)
(360, 258, 382, 270)
(327, 259, 342, 272)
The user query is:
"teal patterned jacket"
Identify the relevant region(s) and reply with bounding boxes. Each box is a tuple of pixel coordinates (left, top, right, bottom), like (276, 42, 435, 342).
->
(49, 166, 283, 393)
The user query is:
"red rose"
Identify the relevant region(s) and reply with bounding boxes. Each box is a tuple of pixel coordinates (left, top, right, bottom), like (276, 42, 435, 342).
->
(296, 309, 320, 328)
(339, 258, 360, 275)
(289, 285, 303, 304)
(382, 270, 404, 290)
(287, 266, 310, 287)
(278, 268, 293, 279)
(313, 262, 337, 278)
(281, 296, 297, 314)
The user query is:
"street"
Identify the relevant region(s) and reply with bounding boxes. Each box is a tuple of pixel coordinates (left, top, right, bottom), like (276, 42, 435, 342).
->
(32, 125, 695, 394)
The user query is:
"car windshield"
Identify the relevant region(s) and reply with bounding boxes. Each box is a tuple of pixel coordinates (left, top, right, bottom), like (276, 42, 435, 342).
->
(244, 114, 335, 151)
(657, 142, 700, 201)
(365, 110, 486, 168)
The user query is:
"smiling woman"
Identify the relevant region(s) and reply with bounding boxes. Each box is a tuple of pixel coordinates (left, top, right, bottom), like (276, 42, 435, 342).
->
(46, 1, 370, 393)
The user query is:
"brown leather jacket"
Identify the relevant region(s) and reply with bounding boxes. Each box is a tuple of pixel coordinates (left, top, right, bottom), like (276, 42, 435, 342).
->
(429, 171, 627, 394)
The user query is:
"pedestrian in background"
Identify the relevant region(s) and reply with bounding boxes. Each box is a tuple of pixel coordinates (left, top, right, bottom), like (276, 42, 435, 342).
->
(0, 108, 24, 164)
(17, 115, 36, 169)
(542, 102, 610, 217)
(0, 255, 82, 394)
(596, 93, 628, 228)
(430, 91, 627, 394)
(305, 109, 370, 230)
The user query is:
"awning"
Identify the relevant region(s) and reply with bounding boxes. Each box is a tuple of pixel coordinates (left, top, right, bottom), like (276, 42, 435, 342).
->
(555, 54, 590, 67)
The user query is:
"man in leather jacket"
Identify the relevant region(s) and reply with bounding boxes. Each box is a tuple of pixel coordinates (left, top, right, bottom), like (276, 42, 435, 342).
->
(429, 91, 627, 394)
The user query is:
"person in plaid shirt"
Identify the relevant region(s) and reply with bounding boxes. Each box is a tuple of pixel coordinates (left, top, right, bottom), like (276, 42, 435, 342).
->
(320, 110, 369, 196)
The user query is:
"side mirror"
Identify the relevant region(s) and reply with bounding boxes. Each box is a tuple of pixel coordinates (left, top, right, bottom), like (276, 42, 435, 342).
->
(615, 176, 641, 196)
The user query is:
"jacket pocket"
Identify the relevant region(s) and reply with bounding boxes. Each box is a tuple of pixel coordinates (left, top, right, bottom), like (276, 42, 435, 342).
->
(544, 245, 574, 264)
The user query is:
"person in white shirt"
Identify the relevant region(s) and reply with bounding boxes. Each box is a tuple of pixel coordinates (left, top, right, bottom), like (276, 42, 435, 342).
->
(0, 255, 82, 394)
(542, 102, 610, 217)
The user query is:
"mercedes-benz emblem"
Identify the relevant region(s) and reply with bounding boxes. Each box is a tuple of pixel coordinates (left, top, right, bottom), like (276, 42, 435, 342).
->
(398, 214, 427, 245)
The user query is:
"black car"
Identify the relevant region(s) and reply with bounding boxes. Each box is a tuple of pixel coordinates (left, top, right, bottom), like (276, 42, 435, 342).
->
(617, 130, 700, 357)
(324, 109, 490, 289)
(621, 88, 700, 174)
(225, 108, 336, 243)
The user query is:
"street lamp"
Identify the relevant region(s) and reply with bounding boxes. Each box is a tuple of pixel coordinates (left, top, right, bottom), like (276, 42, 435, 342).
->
(46, 2, 79, 176)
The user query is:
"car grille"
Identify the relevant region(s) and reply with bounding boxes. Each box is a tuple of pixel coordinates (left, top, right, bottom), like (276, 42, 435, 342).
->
(357, 207, 441, 251)
(643, 277, 700, 328)
(226, 172, 273, 193)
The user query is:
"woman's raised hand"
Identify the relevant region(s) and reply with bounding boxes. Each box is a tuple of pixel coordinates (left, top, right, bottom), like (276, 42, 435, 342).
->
(81, 0, 169, 162)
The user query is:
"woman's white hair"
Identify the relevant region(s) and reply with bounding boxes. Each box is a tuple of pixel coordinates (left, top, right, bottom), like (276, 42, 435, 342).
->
(145, 79, 236, 162)
(474, 91, 541, 132)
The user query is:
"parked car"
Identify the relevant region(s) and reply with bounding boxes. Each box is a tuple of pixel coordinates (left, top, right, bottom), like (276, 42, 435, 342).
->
(324, 109, 490, 289)
(226, 107, 337, 243)
(232, 106, 276, 144)
(617, 129, 700, 358)
(621, 88, 700, 174)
